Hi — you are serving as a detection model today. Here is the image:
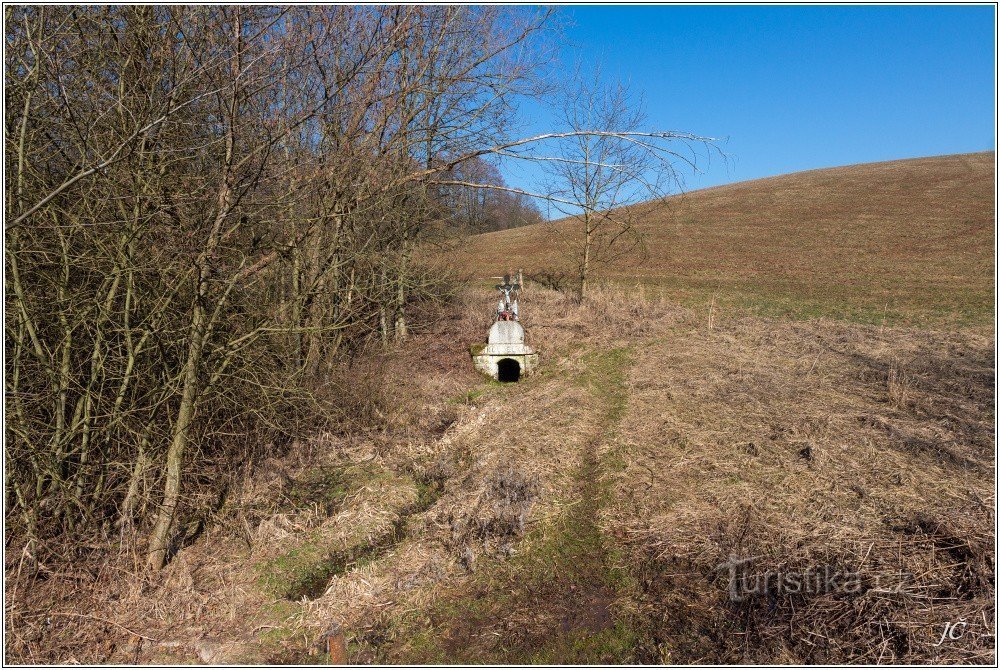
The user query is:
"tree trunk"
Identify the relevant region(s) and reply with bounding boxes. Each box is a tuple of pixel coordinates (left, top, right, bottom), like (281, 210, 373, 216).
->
(393, 246, 410, 343)
(579, 214, 592, 301)
(291, 241, 303, 369)
(146, 292, 205, 570)
(394, 279, 408, 343)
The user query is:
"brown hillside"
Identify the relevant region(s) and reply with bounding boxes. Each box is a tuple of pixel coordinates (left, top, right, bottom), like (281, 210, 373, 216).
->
(446, 152, 995, 325)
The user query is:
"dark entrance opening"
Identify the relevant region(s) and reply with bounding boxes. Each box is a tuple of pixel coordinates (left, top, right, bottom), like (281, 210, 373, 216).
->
(497, 358, 521, 383)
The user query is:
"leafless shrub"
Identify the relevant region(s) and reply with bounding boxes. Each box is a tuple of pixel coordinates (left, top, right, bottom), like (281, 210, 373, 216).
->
(531, 268, 573, 293)
(4, 5, 555, 571)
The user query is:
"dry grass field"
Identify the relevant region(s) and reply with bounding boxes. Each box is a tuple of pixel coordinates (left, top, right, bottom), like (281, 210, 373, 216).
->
(8, 288, 993, 664)
(6, 153, 994, 664)
(446, 152, 994, 326)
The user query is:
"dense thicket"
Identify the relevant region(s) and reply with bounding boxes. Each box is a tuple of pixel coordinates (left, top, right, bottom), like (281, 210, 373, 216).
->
(4, 5, 551, 570)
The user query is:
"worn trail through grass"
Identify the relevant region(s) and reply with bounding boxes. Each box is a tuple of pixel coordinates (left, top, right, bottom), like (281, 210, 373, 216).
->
(381, 346, 645, 664)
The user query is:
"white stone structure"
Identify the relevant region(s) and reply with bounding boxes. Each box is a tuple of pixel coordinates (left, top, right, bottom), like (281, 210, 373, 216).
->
(471, 320, 538, 382)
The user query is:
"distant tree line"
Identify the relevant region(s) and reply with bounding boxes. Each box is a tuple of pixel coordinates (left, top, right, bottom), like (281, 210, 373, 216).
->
(438, 157, 544, 234)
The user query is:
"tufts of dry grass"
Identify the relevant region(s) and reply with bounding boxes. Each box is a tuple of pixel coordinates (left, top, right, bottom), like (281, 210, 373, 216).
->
(602, 312, 995, 663)
(6, 284, 993, 665)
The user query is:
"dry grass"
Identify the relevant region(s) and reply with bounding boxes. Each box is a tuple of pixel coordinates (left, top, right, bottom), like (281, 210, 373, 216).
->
(602, 312, 995, 663)
(445, 152, 995, 326)
(5, 284, 994, 664)
(3, 293, 485, 665)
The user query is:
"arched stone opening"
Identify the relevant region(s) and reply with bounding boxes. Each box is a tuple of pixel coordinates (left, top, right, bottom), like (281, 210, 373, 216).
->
(497, 358, 521, 383)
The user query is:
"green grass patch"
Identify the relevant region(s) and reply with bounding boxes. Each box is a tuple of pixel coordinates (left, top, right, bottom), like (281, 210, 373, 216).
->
(576, 346, 633, 427)
(385, 494, 648, 663)
(256, 530, 338, 599)
(525, 621, 646, 664)
(448, 380, 502, 406)
(257, 468, 413, 600)
(605, 276, 993, 328)
(257, 468, 446, 603)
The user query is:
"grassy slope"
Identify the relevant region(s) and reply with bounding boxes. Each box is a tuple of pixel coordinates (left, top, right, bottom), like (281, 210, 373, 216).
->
(445, 152, 995, 325)
(605, 310, 995, 663)
(8, 287, 994, 664)
(9, 155, 994, 665)
(364, 289, 993, 664)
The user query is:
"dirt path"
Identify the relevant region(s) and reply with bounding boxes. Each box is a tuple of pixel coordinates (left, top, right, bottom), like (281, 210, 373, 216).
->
(362, 346, 648, 664)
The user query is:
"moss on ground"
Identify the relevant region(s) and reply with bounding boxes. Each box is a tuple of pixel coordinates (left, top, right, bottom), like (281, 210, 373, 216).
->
(257, 468, 415, 600)
(256, 530, 338, 599)
(448, 380, 501, 405)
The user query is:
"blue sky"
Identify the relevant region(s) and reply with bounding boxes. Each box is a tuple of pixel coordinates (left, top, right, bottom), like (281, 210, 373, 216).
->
(503, 5, 996, 213)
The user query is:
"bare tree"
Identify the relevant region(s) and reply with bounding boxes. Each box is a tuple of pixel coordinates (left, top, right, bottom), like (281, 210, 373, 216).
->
(543, 70, 712, 300)
(4, 6, 710, 578)
(3, 5, 557, 573)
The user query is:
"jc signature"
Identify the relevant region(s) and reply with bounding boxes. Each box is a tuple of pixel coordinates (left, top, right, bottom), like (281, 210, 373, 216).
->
(932, 620, 968, 647)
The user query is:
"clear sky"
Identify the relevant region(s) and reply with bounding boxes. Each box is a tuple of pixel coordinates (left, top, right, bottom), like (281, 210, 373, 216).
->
(504, 4, 996, 214)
